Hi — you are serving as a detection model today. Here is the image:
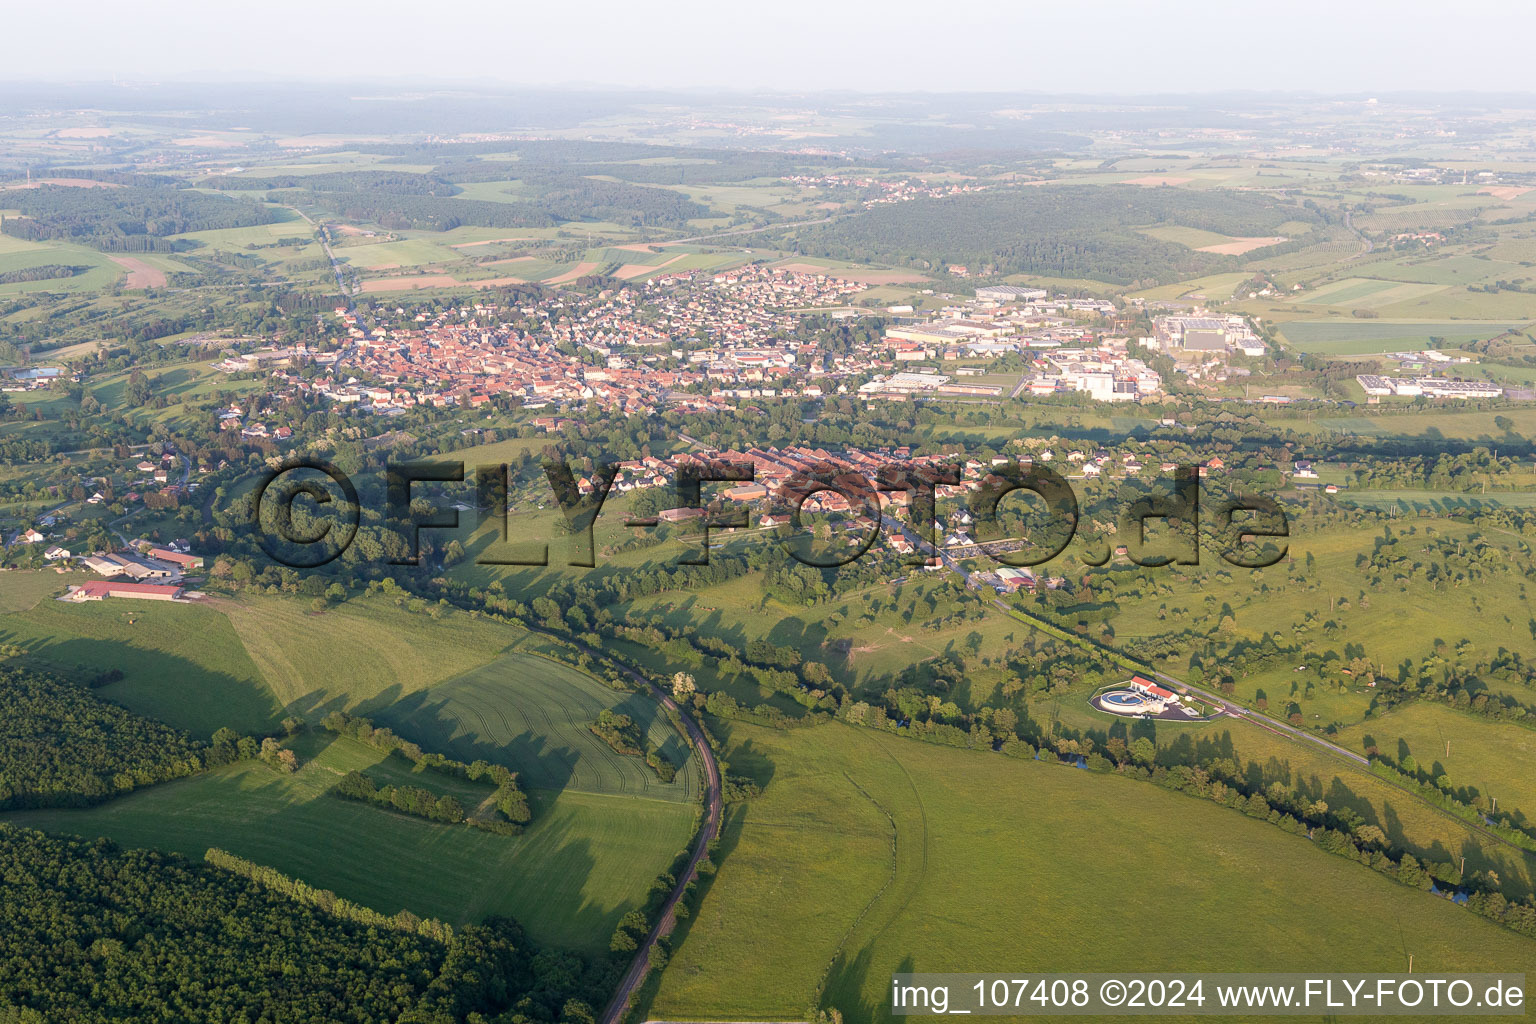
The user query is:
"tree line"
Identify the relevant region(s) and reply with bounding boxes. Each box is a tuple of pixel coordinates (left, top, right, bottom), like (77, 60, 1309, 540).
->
(0, 824, 601, 1024)
(320, 710, 531, 829)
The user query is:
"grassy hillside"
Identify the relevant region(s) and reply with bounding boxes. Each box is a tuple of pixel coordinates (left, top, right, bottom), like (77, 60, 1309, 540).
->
(0, 584, 704, 955)
(0, 597, 282, 737)
(219, 592, 512, 715)
(5, 731, 696, 955)
(376, 645, 701, 802)
(649, 721, 1536, 1023)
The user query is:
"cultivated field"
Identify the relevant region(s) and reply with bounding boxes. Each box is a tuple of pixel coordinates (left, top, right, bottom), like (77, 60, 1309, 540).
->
(1335, 703, 1536, 828)
(4, 731, 696, 955)
(1274, 319, 1530, 355)
(375, 646, 702, 802)
(219, 593, 512, 715)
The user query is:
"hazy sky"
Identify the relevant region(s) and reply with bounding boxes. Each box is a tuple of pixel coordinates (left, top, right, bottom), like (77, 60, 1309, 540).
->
(7, 0, 1536, 95)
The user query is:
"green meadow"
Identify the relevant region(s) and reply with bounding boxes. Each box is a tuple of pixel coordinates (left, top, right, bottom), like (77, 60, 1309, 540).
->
(1106, 519, 1536, 729)
(0, 579, 706, 952)
(648, 721, 1535, 1024)
(220, 592, 513, 715)
(0, 597, 283, 737)
(1275, 319, 1528, 355)
(374, 647, 702, 803)
(1335, 703, 1536, 829)
(1287, 405, 1536, 440)
(1333, 489, 1536, 511)
(4, 731, 697, 955)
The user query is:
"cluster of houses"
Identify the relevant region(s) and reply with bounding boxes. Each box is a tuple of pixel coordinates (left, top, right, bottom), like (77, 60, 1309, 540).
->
(216, 266, 1204, 419)
(780, 173, 991, 209)
(231, 265, 879, 416)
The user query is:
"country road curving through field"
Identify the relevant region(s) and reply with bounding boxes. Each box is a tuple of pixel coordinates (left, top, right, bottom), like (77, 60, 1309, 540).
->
(599, 660, 723, 1024)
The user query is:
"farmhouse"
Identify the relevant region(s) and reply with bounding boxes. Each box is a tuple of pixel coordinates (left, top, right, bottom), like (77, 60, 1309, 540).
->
(148, 547, 203, 570)
(67, 581, 185, 602)
(82, 552, 179, 580)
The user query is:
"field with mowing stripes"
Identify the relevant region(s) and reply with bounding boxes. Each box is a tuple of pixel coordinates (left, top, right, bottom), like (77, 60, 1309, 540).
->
(376, 647, 700, 802)
(4, 731, 697, 954)
(220, 593, 512, 716)
(0, 581, 704, 953)
(1273, 319, 1528, 355)
(1293, 277, 1447, 309)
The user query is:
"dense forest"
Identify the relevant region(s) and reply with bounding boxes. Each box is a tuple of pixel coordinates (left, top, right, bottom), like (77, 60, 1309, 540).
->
(526, 173, 709, 229)
(0, 185, 278, 251)
(378, 140, 850, 184)
(265, 166, 711, 231)
(209, 169, 461, 195)
(300, 191, 556, 232)
(0, 666, 234, 810)
(0, 825, 596, 1023)
(780, 184, 1324, 285)
(0, 264, 88, 284)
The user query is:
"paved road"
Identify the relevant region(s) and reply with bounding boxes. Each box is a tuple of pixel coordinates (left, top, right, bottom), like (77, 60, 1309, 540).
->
(1343, 210, 1375, 261)
(287, 206, 352, 300)
(882, 508, 1380, 776)
(903, 506, 1536, 855)
(600, 665, 723, 1024)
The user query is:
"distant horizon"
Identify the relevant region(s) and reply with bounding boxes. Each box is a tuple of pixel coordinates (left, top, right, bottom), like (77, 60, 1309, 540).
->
(7, 0, 1536, 96)
(3, 78, 1536, 108)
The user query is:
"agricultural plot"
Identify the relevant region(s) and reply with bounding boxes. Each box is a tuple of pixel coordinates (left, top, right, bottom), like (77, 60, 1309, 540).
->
(339, 237, 460, 269)
(0, 569, 82, 613)
(1371, 287, 1536, 320)
(649, 721, 1535, 1024)
(374, 647, 700, 802)
(1332, 489, 1536, 512)
(1301, 406, 1536, 439)
(1104, 518, 1536, 719)
(1335, 703, 1536, 828)
(1132, 271, 1253, 302)
(219, 593, 513, 716)
(1354, 198, 1499, 233)
(2, 731, 696, 955)
(1354, 254, 1528, 287)
(1137, 225, 1232, 248)
(1275, 319, 1527, 355)
(1292, 277, 1447, 310)
(171, 216, 314, 252)
(0, 237, 123, 296)
(424, 435, 554, 466)
(1138, 225, 1288, 254)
